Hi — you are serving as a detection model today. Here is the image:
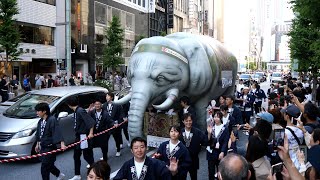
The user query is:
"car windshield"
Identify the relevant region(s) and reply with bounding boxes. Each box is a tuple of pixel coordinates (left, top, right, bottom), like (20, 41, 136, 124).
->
(3, 94, 60, 119)
(253, 74, 260, 78)
(273, 73, 281, 77)
(240, 74, 250, 78)
(255, 73, 263, 76)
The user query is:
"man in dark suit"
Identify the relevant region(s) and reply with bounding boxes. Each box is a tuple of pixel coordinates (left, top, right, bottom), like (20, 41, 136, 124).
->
(180, 113, 207, 180)
(88, 99, 114, 161)
(225, 95, 243, 125)
(179, 96, 196, 128)
(103, 92, 125, 157)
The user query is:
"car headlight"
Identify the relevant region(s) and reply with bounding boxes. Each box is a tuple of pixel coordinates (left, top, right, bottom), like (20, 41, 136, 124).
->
(12, 129, 36, 139)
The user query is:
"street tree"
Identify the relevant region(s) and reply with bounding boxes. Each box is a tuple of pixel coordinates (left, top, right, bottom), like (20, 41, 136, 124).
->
(0, 0, 21, 74)
(288, 3, 320, 101)
(102, 15, 124, 72)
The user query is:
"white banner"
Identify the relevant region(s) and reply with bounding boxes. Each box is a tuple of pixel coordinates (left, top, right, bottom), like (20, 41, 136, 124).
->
(148, 0, 156, 13)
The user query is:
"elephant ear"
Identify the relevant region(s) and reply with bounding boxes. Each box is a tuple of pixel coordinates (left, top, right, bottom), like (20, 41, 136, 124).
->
(174, 38, 214, 96)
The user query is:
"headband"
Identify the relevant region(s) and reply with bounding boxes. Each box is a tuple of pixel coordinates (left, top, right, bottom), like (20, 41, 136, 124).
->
(131, 44, 188, 64)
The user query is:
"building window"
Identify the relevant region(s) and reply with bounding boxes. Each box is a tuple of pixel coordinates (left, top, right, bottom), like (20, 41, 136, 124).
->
(34, 0, 55, 6)
(95, 2, 106, 24)
(18, 22, 54, 45)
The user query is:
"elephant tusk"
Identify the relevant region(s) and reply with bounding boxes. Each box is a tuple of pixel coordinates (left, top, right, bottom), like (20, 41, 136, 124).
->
(153, 88, 179, 110)
(114, 92, 132, 105)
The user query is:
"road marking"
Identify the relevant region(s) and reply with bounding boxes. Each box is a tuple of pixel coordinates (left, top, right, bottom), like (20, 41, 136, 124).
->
(110, 149, 157, 179)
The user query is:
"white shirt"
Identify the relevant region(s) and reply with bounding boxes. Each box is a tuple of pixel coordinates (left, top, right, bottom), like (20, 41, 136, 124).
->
(134, 158, 146, 178)
(222, 114, 229, 125)
(214, 124, 224, 138)
(95, 111, 102, 118)
(169, 140, 180, 153)
(183, 106, 190, 114)
(285, 126, 304, 170)
(185, 130, 191, 138)
(237, 84, 245, 92)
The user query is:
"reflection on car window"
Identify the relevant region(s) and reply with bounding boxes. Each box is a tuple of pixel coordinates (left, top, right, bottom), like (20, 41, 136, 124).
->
(4, 94, 60, 119)
(52, 101, 73, 118)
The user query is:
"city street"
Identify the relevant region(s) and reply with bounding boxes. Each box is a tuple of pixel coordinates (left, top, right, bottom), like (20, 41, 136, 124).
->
(0, 79, 270, 180)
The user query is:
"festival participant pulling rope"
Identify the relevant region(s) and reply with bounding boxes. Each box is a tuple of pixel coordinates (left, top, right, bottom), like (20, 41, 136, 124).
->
(0, 120, 128, 163)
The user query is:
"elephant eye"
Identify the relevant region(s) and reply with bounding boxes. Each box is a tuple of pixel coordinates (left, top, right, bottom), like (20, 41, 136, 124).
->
(155, 75, 168, 85)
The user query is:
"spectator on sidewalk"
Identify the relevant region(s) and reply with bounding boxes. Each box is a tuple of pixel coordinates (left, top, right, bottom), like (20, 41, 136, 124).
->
(10, 75, 19, 97)
(0, 74, 9, 102)
(47, 75, 54, 88)
(23, 74, 31, 92)
(217, 153, 251, 180)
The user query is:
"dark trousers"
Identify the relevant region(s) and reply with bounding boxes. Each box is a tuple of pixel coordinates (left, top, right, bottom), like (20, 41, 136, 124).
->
(74, 148, 94, 175)
(0, 90, 8, 102)
(112, 129, 123, 152)
(101, 145, 109, 162)
(242, 111, 252, 124)
(41, 161, 60, 180)
(254, 102, 262, 114)
(40, 147, 60, 180)
(122, 123, 129, 141)
(188, 168, 198, 180)
(208, 159, 220, 180)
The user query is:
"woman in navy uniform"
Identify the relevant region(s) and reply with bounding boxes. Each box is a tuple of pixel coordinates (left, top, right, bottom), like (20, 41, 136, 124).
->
(88, 99, 114, 162)
(179, 113, 207, 180)
(114, 137, 172, 180)
(206, 111, 230, 180)
(238, 87, 255, 123)
(155, 125, 192, 180)
(35, 102, 66, 180)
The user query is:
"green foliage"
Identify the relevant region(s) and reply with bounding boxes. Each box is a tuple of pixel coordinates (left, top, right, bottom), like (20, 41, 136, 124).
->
(102, 16, 124, 70)
(291, 0, 320, 27)
(94, 79, 112, 90)
(0, 0, 21, 71)
(134, 34, 145, 45)
(288, 3, 320, 75)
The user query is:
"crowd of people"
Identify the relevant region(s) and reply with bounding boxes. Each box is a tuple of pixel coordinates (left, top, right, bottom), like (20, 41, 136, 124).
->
(24, 73, 320, 180)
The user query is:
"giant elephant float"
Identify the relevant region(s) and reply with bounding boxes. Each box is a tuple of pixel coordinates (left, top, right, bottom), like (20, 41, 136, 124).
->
(115, 32, 238, 138)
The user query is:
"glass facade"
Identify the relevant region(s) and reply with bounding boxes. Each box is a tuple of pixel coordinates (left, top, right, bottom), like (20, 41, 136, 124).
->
(18, 22, 54, 45)
(34, 0, 56, 6)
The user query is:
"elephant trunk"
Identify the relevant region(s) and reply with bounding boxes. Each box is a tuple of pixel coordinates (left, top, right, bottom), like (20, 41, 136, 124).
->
(128, 91, 150, 138)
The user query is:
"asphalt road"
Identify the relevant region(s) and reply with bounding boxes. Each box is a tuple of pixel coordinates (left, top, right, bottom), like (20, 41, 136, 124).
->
(0, 80, 270, 180)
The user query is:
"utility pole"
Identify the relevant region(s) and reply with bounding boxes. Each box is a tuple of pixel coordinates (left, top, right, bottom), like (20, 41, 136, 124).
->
(66, 0, 71, 86)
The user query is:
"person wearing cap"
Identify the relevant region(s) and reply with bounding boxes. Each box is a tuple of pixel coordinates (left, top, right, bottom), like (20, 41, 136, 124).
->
(281, 105, 304, 171)
(238, 87, 254, 124)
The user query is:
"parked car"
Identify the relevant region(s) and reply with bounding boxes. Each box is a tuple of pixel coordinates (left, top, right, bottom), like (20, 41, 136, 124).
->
(0, 93, 31, 113)
(0, 86, 108, 159)
(239, 74, 252, 83)
(271, 72, 283, 83)
(252, 74, 262, 83)
(255, 72, 267, 82)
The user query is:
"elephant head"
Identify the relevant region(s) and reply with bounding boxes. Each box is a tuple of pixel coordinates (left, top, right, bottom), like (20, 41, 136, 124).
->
(115, 34, 216, 138)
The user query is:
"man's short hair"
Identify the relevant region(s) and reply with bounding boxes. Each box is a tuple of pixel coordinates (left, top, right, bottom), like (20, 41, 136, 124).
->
(35, 102, 51, 116)
(180, 96, 190, 105)
(66, 95, 79, 107)
(304, 102, 319, 120)
(106, 92, 114, 100)
(183, 113, 192, 120)
(225, 95, 235, 101)
(218, 153, 249, 180)
(130, 137, 147, 149)
(87, 160, 111, 180)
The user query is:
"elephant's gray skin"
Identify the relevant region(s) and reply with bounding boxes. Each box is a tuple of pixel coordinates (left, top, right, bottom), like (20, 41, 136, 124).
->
(115, 32, 238, 138)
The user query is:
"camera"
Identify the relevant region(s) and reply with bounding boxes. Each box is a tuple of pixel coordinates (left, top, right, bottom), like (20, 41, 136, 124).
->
(272, 162, 284, 175)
